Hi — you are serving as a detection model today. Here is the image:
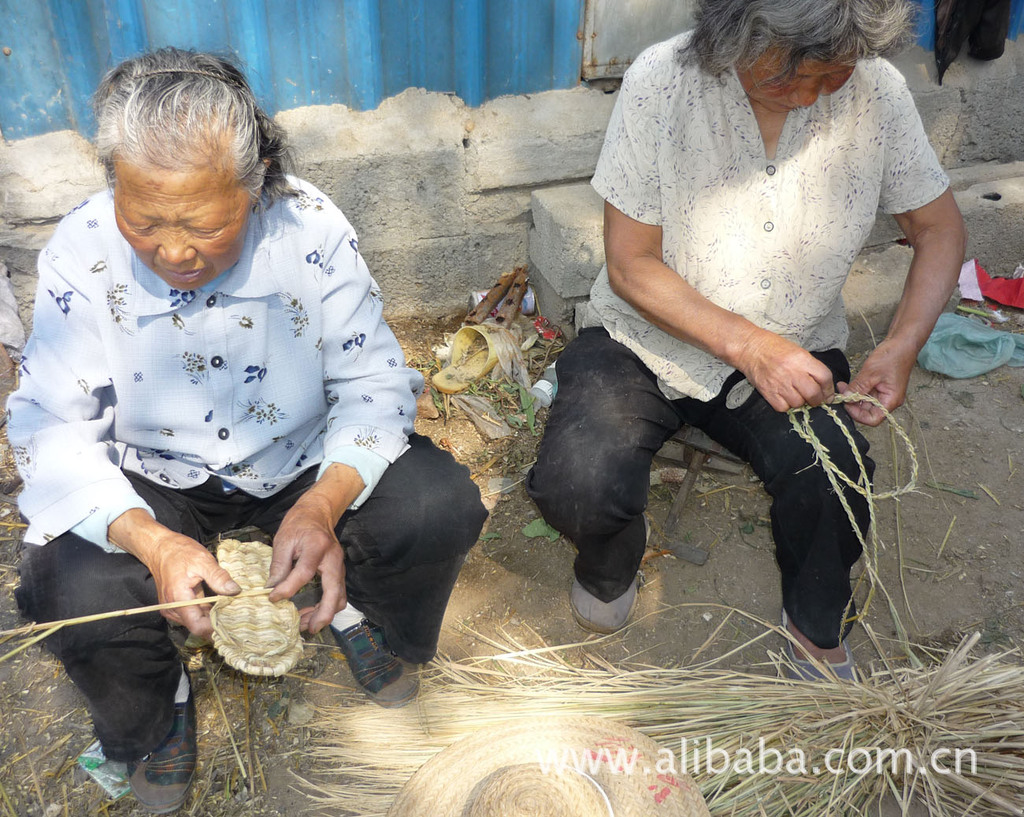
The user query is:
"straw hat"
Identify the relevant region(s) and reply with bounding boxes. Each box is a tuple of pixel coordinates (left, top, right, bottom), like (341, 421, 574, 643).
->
(210, 539, 302, 676)
(387, 715, 710, 817)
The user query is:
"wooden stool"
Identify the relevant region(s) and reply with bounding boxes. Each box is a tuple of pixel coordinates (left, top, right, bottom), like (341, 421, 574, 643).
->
(655, 426, 744, 565)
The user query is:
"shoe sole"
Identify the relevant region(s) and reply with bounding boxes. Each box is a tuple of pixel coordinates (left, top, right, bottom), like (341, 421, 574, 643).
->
(368, 664, 420, 708)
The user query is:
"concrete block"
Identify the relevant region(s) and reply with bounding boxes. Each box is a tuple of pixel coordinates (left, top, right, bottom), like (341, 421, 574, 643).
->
(367, 229, 528, 318)
(464, 188, 535, 230)
(947, 161, 1024, 190)
(864, 212, 903, 250)
(467, 87, 616, 191)
(954, 176, 1024, 276)
(906, 85, 967, 169)
(0, 130, 104, 250)
(529, 262, 586, 335)
(866, 162, 1024, 251)
(279, 91, 471, 251)
(962, 73, 1024, 164)
(911, 39, 1024, 166)
(281, 91, 541, 316)
(278, 89, 467, 160)
(529, 183, 605, 298)
(301, 150, 470, 251)
(842, 244, 914, 353)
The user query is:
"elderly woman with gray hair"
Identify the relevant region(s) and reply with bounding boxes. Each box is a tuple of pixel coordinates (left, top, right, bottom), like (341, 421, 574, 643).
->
(10, 48, 485, 813)
(529, 0, 966, 677)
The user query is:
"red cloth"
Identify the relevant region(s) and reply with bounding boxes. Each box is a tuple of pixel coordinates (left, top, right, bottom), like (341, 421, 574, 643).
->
(976, 262, 1024, 308)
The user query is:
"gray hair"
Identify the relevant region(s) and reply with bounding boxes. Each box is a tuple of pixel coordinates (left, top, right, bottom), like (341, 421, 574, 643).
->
(680, 0, 917, 79)
(94, 48, 295, 205)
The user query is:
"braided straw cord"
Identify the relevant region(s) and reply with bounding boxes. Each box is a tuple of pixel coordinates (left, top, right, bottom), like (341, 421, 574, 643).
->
(210, 539, 302, 677)
(787, 392, 918, 633)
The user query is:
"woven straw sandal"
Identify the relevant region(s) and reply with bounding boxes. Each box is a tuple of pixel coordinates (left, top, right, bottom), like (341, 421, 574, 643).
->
(210, 539, 303, 677)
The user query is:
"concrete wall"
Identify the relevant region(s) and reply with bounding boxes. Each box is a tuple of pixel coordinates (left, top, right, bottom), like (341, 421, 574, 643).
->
(1, 40, 1022, 329)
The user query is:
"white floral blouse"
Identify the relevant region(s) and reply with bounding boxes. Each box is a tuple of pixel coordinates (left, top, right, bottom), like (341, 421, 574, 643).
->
(9, 178, 422, 546)
(588, 32, 950, 401)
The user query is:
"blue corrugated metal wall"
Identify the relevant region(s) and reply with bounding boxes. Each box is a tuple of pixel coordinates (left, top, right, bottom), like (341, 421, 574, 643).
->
(2, 0, 1023, 142)
(0, 0, 585, 140)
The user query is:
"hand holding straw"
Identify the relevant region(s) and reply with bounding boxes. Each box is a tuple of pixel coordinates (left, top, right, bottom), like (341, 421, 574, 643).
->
(0, 587, 273, 664)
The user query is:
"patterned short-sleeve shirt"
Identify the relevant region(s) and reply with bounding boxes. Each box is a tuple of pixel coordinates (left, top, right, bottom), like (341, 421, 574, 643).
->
(588, 33, 950, 401)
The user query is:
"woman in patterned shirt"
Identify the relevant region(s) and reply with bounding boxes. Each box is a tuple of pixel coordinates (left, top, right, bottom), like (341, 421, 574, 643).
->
(11, 48, 486, 813)
(529, 0, 966, 679)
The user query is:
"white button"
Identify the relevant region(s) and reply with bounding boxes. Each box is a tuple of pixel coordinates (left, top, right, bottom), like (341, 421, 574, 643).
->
(761, 278, 771, 289)
(764, 221, 774, 232)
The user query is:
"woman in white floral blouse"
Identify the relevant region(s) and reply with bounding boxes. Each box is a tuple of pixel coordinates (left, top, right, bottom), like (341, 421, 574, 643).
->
(11, 48, 485, 814)
(529, 0, 966, 679)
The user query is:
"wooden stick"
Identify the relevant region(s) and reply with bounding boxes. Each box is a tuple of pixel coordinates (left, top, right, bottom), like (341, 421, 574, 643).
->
(0, 587, 273, 639)
(492, 266, 529, 326)
(465, 267, 519, 324)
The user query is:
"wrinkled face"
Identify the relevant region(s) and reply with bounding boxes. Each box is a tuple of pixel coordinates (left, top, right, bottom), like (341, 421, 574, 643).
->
(738, 49, 856, 114)
(113, 160, 254, 291)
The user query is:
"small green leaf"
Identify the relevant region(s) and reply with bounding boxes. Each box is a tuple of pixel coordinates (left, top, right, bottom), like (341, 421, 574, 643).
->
(479, 531, 502, 541)
(739, 522, 755, 535)
(518, 384, 536, 434)
(522, 518, 561, 541)
(925, 480, 979, 499)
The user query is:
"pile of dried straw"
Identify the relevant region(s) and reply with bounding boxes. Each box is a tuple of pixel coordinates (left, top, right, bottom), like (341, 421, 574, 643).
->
(306, 630, 1024, 817)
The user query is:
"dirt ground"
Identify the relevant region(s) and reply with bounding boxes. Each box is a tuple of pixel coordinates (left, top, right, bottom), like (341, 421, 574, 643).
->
(1, 306, 1024, 817)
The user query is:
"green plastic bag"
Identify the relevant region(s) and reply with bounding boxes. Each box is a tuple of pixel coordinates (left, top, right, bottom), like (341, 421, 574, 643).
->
(917, 312, 1024, 378)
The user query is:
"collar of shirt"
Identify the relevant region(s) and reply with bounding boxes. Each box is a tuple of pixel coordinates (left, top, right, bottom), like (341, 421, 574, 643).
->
(125, 208, 283, 317)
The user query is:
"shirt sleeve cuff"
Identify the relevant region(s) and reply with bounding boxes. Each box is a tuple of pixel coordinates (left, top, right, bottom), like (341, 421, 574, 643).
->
(69, 499, 156, 553)
(317, 446, 391, 509)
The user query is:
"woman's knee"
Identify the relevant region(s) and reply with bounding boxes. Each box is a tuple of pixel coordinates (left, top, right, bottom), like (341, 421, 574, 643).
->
(528, 445, 650, 540)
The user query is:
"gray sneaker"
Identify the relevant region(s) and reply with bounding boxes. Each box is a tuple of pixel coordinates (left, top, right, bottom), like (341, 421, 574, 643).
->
(570, 578, 638, 634)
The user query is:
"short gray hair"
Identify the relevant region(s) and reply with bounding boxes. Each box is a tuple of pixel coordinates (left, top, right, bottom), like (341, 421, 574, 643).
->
(680, 0, 917, 79)
(94, 48, 295, 205)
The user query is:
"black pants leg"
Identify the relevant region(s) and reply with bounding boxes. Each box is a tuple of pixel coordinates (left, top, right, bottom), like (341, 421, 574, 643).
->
(691, 352, 874, 648)
(16, 536, 183, 761)
(16, 433, 485, 761)
(313, 433, 487, 664)
(527, 328, 873, 650)
(526, 329, 683, 602)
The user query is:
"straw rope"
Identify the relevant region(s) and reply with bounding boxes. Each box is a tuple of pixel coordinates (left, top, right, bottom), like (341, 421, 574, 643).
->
(786, 392, 918, 632)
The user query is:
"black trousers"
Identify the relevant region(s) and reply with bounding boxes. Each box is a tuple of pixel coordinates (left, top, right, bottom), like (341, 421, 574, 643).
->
(526, 329, 873, 651)
(16, 433, 486, 761)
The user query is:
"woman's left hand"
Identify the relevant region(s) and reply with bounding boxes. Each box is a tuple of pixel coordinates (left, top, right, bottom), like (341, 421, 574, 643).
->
(842, 189, 967, 427)
(268, 463, 364, 633)
(838, 337, 918, 426)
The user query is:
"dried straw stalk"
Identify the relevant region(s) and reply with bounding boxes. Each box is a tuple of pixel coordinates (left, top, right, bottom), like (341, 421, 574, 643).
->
(303, 631, 1024, 817)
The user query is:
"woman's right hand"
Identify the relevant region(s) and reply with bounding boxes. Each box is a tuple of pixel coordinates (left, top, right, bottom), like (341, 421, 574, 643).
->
(107, 509, 240, 638)
(736, 328, 835, 412)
